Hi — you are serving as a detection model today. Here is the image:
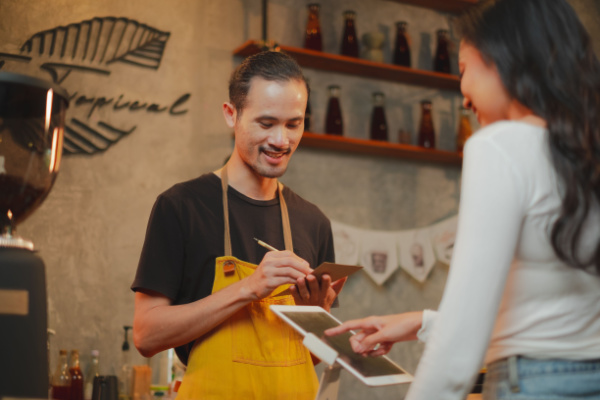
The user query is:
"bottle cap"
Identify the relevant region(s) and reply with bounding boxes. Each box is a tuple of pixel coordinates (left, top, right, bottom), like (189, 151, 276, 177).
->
(91, 350, 99, 357)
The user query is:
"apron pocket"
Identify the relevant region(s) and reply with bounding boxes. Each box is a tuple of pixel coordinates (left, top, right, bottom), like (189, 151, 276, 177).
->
(231, 295, 307, 367)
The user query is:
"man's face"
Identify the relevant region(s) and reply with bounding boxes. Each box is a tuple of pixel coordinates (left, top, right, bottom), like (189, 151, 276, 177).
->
(228, 77, 307, 179)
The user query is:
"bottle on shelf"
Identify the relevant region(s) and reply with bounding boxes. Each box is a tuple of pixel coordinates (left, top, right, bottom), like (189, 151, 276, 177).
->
(433, 29, 451, 73)
(304, 97, 312, 132)
(393, 21, 411, 67)
(340, 10, 359, 58)
(369, 92, 388, 141)
(119, 326, 133, 400)
(304, 3, 322, 51)
(417, 100, 436, 149)
(51, 349, 72, 400)
(69, 350, 84, 400)
(84, 350, 100, 400)
(304, 78, 312, 132)
(325, 85, 344, 135)
(456, 106, 472, 152)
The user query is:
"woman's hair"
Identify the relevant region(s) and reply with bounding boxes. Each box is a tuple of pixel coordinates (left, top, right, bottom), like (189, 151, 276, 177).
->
(457, 0, 600, 273)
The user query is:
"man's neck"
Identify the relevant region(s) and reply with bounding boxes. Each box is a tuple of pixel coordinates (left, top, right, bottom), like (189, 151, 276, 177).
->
(216, 161, 279, 201)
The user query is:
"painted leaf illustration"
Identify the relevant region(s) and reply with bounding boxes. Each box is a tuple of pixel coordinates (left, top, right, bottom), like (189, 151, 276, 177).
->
(19, 16, 170, 83)
(0, 17, 171, 156)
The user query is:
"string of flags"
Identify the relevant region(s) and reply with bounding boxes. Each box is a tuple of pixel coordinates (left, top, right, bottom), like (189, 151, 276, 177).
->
(331, 215, 458, 285)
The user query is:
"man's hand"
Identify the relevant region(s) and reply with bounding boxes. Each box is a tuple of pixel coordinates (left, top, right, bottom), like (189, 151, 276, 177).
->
(245, 250, 312, 300)
(323, 312, 423, 356)
(290, 274, 347, 311)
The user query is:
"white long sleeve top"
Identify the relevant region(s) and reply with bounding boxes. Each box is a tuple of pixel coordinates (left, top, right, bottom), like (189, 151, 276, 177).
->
(406, 121, 600, 400)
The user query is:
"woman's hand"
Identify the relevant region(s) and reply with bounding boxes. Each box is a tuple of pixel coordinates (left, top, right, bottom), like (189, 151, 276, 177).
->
(324, 311, 423, 356)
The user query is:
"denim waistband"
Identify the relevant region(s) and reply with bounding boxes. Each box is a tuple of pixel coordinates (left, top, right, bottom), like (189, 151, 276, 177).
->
(487, 356, 600, 394)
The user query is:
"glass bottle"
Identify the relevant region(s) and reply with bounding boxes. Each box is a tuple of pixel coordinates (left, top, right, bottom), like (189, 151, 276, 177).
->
(69, 350, 84, 400)
(418, 100, 436, 148)
(84, 350, 100, 400)
(370, 92, 388, 141)
(304, 98, 312, 132)
(304, 3, 323, 51)
(340, 10, 359, 58)
(393, 21, 411, 67)
(456, 106, 472, 152)
(325, 85, 343, 135)
(51, 349, 71, 400)
(433, 29, 451, 73)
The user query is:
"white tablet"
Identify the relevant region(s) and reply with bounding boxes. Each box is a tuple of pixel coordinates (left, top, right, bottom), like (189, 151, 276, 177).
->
(270, 305, 413, 387)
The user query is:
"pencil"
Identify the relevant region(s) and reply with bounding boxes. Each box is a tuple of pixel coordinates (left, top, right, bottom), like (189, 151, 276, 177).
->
(253, 237, 279, 252)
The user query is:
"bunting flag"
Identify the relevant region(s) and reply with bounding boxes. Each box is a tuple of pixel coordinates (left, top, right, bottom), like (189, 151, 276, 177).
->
(358, 230, 399, 286)
(330, 220, 361, 266)
(330, 214, 458, 286)
(397, 229, 436, 283)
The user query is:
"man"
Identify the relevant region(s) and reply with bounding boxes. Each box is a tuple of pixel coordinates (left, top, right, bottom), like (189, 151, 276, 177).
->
(131, 50, 345, 399)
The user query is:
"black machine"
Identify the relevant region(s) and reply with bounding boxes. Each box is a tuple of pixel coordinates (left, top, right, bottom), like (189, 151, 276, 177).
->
(0, 71, 69, 399)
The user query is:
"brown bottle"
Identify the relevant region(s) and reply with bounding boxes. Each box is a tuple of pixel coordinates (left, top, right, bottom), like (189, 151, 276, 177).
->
(433, 29, 451, 73)
(418, 100, 436, 148)
(370, 92, 388, 141)
(325, 85, 343, 135)
(51, 349, 71, 400)
(69, 350, 84, 400)
(456, 106, 472, 152)
(304, 3, 323, 51)
(393, 21, 411, 67)
(341, 10, 359, 58)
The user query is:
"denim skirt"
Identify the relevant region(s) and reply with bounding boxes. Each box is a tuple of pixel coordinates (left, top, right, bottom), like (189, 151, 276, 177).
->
(482, 356, 600, 400)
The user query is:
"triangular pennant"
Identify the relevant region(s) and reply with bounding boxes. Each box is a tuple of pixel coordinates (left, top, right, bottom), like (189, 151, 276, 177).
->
(331, 220, 361, 265)
(428, 215, 458, 265)
(397, 228, 436, 283)
(358, 229, 399, 286)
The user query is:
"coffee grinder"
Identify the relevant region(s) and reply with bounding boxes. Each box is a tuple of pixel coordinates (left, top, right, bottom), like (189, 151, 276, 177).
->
(0, 72, 69, 399)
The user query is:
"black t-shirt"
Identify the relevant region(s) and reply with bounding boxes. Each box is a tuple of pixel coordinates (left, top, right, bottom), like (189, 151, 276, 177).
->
(131, 173, 335, 364)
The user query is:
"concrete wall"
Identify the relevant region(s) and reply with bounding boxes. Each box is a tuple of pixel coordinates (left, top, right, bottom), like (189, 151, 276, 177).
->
(1, 0, 598, 398)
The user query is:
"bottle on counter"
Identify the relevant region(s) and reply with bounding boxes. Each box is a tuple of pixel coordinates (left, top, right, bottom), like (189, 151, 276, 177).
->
(340, 10, 359, 58)
(119, 326, 133, 400)
(325, 85, 344, 135)
(51, 349, 71, 400)
(84, 350, 100, 400)
(456, 106, 473, 152)
(369, 92, 388, 141)
(393, 21, 411, 67)
(418, 100, 436, 149)
(304, 3, 323, 51)
(69, 350, 84, 400)
(433, 29, 451, 73)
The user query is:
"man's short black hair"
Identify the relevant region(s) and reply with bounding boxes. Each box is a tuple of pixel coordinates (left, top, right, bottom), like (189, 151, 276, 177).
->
(229, 50, 309, 113)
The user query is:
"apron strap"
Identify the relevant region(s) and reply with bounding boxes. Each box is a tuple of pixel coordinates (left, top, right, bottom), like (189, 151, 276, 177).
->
(221, 165, 293, 256)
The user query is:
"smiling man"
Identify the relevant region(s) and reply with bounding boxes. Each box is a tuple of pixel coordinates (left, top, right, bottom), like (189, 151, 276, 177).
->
(131, 51, 345, 399)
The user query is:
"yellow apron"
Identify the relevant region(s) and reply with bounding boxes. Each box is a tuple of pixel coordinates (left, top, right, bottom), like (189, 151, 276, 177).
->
(176, 166, 319, 400)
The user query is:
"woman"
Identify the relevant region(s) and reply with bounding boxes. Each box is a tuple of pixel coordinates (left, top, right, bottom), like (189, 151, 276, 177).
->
(326, 0, 600, 398)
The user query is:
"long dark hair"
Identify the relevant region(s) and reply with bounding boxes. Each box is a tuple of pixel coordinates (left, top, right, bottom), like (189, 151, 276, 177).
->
(458, 0, 600, 273)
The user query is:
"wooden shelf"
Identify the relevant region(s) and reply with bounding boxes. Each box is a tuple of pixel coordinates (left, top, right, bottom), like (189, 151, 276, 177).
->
(233, 40, 461, 92)
(389, 0, 478, 14)
(300, 132, 462, 166)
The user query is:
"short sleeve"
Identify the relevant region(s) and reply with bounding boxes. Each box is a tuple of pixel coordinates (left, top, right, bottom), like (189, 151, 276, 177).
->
(131, 194, 185, 300)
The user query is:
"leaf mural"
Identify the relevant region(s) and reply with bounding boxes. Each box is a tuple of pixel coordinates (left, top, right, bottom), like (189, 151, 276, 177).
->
(0, 17, 174, 156)
(19, 16, 171, 83)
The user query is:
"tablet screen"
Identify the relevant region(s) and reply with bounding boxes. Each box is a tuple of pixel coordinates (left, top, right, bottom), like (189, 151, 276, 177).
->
(279, 310, 409, 378)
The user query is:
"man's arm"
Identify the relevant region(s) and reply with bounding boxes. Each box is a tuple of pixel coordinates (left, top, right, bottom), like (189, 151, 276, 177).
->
(133, 250, 312, 357)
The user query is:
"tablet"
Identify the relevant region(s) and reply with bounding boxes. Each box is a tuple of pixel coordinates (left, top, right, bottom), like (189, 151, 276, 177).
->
(270, 305, 413, 387)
